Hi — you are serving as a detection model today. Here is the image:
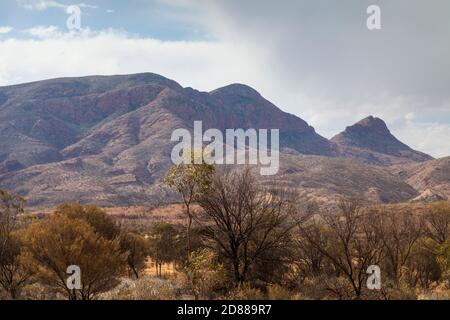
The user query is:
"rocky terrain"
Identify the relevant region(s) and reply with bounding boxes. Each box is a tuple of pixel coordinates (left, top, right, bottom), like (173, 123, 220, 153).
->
(0, 73, 446, 206)
(389, 157, 450, 202)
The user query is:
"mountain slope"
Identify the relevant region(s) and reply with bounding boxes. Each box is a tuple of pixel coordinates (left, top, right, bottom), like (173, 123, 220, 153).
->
(0, 152, 419, 207)
(390, 157, 450, 201)
(331, 116, 433, 165)
(0, 73, 338, 205)
(0, 73, 183, 172)
(0, 73, 441, 206)
(276, 154, 418, 204)
(61, 83, 337, 161)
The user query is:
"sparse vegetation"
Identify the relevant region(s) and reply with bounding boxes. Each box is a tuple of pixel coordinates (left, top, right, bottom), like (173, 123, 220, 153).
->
(0, 180, 449, 300)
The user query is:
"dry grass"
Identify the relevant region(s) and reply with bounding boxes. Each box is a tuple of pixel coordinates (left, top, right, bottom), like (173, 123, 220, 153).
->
(144, 258, 181, 278)
(26, 203, 200, 231)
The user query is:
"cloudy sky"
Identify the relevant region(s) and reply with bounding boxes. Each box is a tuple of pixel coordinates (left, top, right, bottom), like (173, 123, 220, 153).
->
(0, 0, 449, 157)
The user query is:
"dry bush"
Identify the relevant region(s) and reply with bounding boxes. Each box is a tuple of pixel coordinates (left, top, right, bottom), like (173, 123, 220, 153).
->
(0, 189, 31, 299)
(19, 214, 127, 300)
(226, 283, 265, 300)
(20, 282, 59, 300)
(55, 203, 121, 240)
(187, 248, 228, 299)
(119, 232, 148, 279)
(130, 277, 180, 300)
(106, 276, 180, 300)
(406, 238, 442, 289)
(0, 235, 32, 299)
(424, 202, 450, 244)
(379, 287, 418, 300)
(266, 284, 302, 300)
(436, 241, 450, 280)
(417, 281, 450, 300)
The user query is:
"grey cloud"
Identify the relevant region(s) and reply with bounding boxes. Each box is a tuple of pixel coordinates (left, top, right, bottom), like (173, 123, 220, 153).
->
(186, 0, 450, 156)
(200, 0, 450, 100)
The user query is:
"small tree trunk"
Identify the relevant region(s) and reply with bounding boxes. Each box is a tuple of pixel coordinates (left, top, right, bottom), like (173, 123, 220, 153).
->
(233, 259, 242, 284)
(9, 288, 17, 300)
(186, 206, 192, 258)
(132, 266, 139, 279)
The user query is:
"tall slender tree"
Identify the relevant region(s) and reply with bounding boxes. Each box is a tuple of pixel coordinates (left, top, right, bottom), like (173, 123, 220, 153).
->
(165, 149, 214, 257)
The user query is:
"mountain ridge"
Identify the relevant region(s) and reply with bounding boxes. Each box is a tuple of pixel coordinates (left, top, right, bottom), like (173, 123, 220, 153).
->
(0, 73, 443, 206)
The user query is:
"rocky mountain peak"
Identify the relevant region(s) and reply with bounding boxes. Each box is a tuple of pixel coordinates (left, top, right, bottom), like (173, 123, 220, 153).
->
(210, 83, 261, 99)
(354, 116, 390, 133)
(331, 116, 433, 165)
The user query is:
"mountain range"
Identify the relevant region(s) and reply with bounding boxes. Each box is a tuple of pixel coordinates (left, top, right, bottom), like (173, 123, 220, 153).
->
(0, 73, 447, 206)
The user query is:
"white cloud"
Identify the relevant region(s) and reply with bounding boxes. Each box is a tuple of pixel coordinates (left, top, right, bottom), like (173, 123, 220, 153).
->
(78, 3, 98, 9)
(17, 0, 66, 11)
(0, 27, 13, 34)
(16, 0, 98, 11)
(0, 27, 265, 96)
(25, 25, 63, 38)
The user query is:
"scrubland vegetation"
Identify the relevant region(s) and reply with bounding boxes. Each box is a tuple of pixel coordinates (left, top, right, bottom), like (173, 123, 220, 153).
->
(0, 163, 449, 300)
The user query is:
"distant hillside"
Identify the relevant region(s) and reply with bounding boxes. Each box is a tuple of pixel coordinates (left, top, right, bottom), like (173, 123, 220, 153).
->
(332, 116, 433, 165)
(275, 154, 418, 205)
(390, 157, 450, 202)
(0, 73, 443, 207)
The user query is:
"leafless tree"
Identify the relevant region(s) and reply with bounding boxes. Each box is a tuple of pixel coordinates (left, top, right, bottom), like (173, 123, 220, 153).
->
(294, 223, 327, 276)
(299, 199, 383, 299)
(196, 169, 298, 284)
(372, 209, 423, 287)
(423, 202, 450, 245)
